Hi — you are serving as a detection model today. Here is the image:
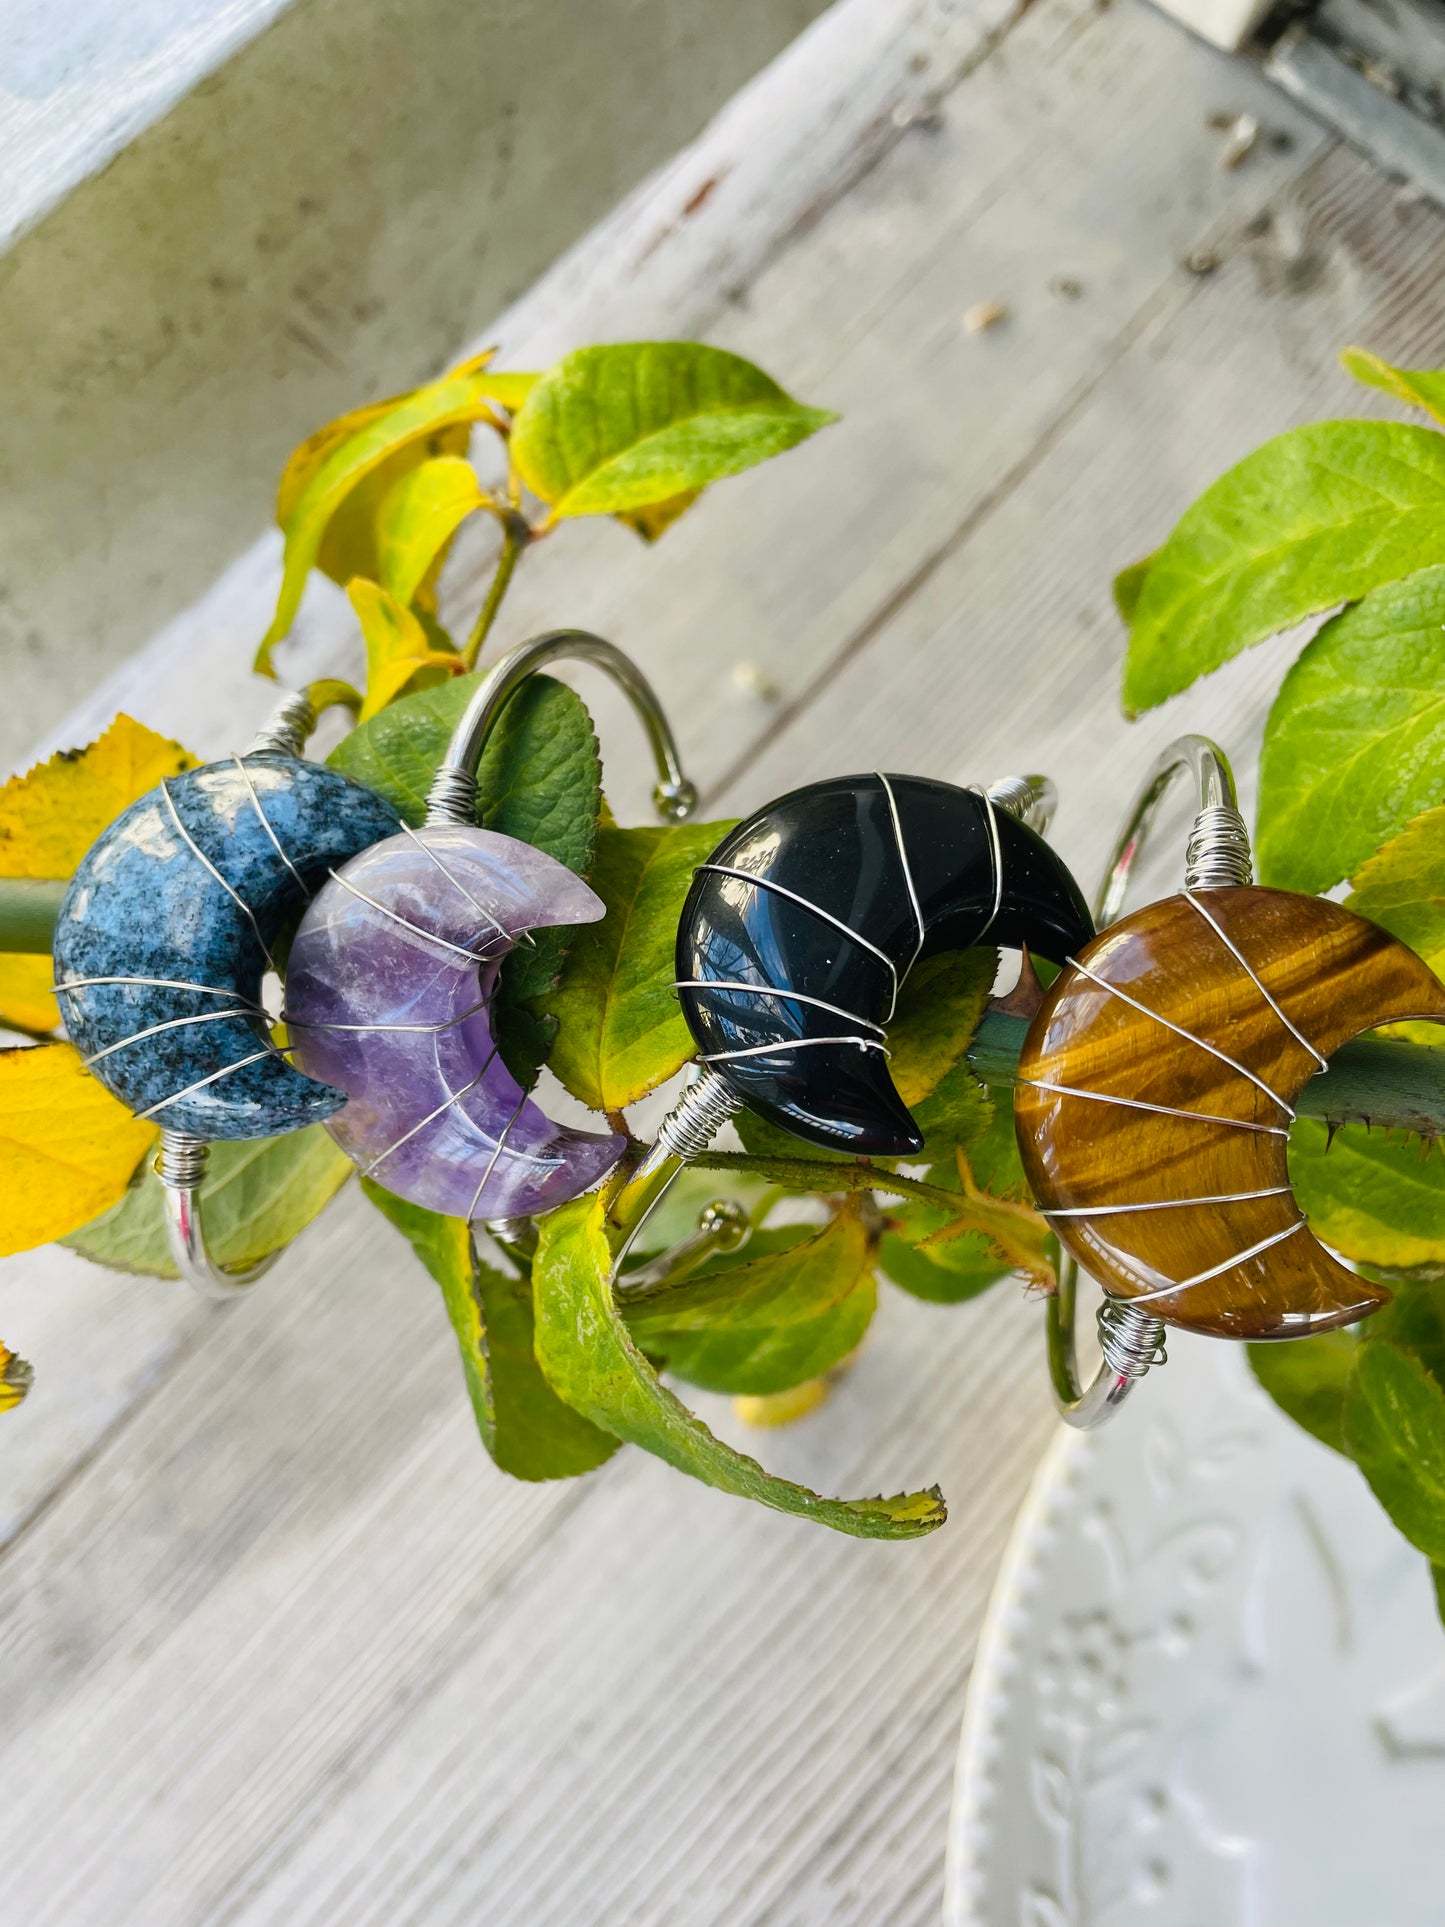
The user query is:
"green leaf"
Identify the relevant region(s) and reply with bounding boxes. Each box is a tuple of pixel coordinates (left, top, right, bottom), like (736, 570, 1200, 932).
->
(1341, 347, 1445, 428)
(661, 1277, 876, 1397)
(510, 343, 836, 521)
(62, 1126, 351, 1277)
(875, 1101, 1024, 1305)
(539, 820, 735, 1112)
(1121, 421, 1445, 715)
(887, 948, 996, 1156)
(1248, 1329, 1358, 1455)
(1256, 568, 1445, 892)
(1113, 553, 1154, 624)
(1349, 802, 1445, 992)
(624, 1204, 877, 1395)
(259, 361, 516, 671)
(375, 455, 488, 610)
(532, 1193, 945, 1539)
(328, 670, 603, 1086)
(328, 668, 598, 840)
(1344, 1340, 1445, 1562)
(362, 1180, 616, 1480)
(1290, 1118, 1445, 1272)
(1370, 1275, 1445, 1388)
(878, 1222, 1010, 1305)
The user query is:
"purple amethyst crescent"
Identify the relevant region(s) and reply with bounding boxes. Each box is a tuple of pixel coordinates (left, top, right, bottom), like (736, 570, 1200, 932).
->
(285, 825, 625, 1221)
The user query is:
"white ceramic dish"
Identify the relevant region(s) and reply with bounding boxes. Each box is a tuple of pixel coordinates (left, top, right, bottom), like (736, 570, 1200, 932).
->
(945, 1335, 1445, 1926)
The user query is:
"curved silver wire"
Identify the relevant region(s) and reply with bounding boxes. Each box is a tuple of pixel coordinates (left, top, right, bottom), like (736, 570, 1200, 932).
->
(694, 862, 901, 1018)
(672, 979, 886, 1035)
(424, 629, 697, 829)
(876, 770, 926, 981)
(156, 1130, 280, 1301)
(699, 1033, 891, 1064)
(1063, 953, 1295, 1118)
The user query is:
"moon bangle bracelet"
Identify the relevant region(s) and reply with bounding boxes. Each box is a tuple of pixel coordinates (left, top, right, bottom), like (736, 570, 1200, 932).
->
(50, 639, 1445, 1434)
(1020, 734, 1445, 1429)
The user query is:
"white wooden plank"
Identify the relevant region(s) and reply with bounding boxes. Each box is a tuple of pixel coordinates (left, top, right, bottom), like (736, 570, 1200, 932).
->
(723, 137, 1445, 888)
(0, 0, 293, 251)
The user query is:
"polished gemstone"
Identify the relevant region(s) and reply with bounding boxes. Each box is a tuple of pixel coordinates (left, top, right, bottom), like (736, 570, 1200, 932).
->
(1015, 886, 1445, 1338)
(286, 824, 625, 1222)
(53, 754, 401, 1138)
(676, 772, 1093, 1156)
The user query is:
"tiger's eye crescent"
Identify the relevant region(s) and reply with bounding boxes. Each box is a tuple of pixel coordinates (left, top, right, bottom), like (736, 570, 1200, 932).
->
(1015, 887, 1445, 1339)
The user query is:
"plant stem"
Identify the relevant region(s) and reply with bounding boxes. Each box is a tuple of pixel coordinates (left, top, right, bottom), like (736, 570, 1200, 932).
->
(462, 512, 529, 669)
(0, 878, 68, 953)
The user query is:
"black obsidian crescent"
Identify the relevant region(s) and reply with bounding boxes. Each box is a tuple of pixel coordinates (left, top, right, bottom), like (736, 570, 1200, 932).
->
(675, 773, 1092, 1156)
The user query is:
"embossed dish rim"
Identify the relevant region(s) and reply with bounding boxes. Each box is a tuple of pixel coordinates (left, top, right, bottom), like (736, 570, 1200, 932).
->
(944, 1405, 1091, 1923)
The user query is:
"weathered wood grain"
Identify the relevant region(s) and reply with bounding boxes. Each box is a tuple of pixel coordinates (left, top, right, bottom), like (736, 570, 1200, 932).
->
(6, 0, 1445, 1920)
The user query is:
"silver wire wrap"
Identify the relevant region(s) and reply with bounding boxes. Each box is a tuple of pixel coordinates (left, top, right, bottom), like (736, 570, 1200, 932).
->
(605, 1067, 748, 1291)
(155, 689, 320, 1303)
(1047, 1263, 1168, 1430)
(244, 691, 317, 760)
(155, 1129, 281, 1301)
(424, 629, 697, 830)
(1048, 733, 1247, 1428)
(1097, 733, 1248, 927)
(986, 772, 1057, 836)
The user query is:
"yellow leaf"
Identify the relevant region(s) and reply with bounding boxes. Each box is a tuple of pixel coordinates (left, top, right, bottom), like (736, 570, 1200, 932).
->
(260, 350, 537, 671)
(0, 1339, 32, 1414)
(0, 713, 197, 880)
(0, 956, 60, 1034)
(376, 455, 487, 609)
(349, 580, 464, 722)
(0, 1043, 156, 1256)
(734, 1379, 831, 1427)
(0, 715, 197, 1035)
(447, 350, 540, 411)
(617, 488, 701, 543)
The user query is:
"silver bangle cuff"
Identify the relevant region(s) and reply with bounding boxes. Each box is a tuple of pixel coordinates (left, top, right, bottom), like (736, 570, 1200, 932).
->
(425, 629, 697, 830)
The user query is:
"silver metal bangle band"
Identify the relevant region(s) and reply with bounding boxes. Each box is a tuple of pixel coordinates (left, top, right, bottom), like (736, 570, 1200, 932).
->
(156, 1129, 280, 1301)
(424, 629, 697, 830)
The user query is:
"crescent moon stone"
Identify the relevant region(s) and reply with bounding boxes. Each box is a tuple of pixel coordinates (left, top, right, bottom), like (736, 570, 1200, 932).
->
(53, 754, 401, 1138)
(676, 773, 1093, 1156)
(285, 825, 626, 1222)
(1015, 886, 1445, 1339)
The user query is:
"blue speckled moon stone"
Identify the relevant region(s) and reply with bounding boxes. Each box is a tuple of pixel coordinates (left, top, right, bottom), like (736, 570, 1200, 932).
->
(53, 753, 401, 1139)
